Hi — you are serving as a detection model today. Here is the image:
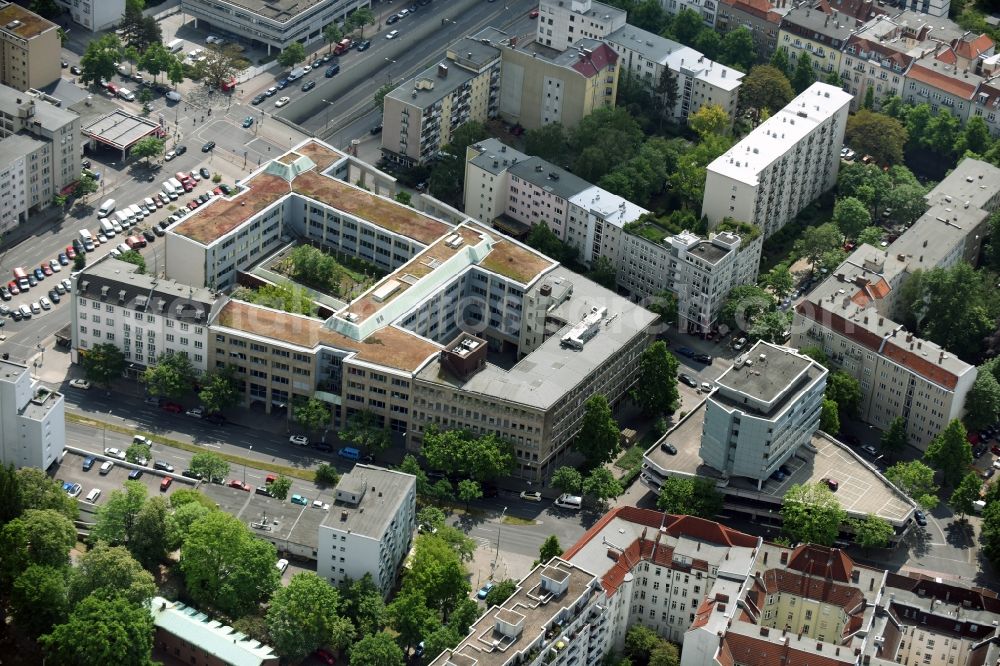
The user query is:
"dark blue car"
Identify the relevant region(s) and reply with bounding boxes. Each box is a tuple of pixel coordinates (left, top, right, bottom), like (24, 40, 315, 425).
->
(676, 347, 695, 357)
(325, 64, 340, 77)
(33, 267, 45, 281)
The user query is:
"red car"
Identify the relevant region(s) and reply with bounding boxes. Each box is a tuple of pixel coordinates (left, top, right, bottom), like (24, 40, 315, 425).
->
(228, 479, 251, 492)
(160, 477, 173, 492)
(992, 445, 1000, 456)
(187, 200, 199, 210)
(161, 401, 183, 413)
(530, 8, 539, 17)
(213, 186, 223, 195)
(182, 181, 194, 192)
(8, 280, 19, 295)
(41, 263, 53, 276)
(65, 245, 76, 259)
(313, 648, 336, 665)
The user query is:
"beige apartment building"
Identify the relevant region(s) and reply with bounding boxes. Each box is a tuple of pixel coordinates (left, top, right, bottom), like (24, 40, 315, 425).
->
(381, 27, 504, 167)
(535, 0, 627, 51)
(498, 38, 619, 131)
(0, 2, 60, 92)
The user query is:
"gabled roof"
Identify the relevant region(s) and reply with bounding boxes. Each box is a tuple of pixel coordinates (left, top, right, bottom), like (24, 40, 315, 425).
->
(846, 35, 914, 70)
(952, 33, 995, 60)
(907, 62, 979, 99)
(569, 42, 619, 78)
(786, 544, 854, 582)
(719, 0, 784, 23)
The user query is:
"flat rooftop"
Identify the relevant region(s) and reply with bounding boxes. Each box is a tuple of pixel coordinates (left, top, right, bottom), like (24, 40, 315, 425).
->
(508, 157, 591, 201)
(688, 239, 732, 265)
(707, 83, 852, 185)
(191, 0, 326, 24)
(606, 25, 743, 91)
(570, 186, 649, 229)
(715, 341, 815, 405)
(643, 403, 915, 525)
(468, 139, 529, 176)
(201, 481, 330, 552)
(417, 269, 657, 411)
(322, 465, 414, 539)
(81, 110, 161, 150)
(0, 2, 57, 39)
(430, 560, 600, 666)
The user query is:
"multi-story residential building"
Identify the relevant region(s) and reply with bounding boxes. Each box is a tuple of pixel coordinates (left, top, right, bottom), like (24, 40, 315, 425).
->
(149, 139, 659, 482)
(839, 20, 916, 111)
(0, 86, 81, 236)
(0, 359, 65, 471)
(70, 257, 222, 374)
(606, 25, 744, 126)
(715, 0, 787, 58)
(0, 3, 60, 92)
(53, 0, 123, 31)
(464, 140, 762, 331)
(499, 38, 619, 131)
(316, 464, 415, 596)
(662, 0, 721, 27)
(700, 341, 827, 486)
(534, 0, 627, 51)
(179, 0, 369, 53)
(970, 79, 1000, 138)
(702, 82, 851, 238)
(150, 597, 279, 666)
(777, 5, 856, 76)
(381, 27, 504, 167)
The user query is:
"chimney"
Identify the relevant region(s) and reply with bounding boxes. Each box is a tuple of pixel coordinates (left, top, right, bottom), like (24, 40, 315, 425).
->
(438, 63, 449, 78)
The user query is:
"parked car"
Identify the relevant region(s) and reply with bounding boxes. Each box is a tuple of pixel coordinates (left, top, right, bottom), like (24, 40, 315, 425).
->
(301, 80, 316, 92)
(693, 353, 712, 364)
(679, 373, 698, 388)
(160, 477, 173, 492)
(824, 477, 839, 491)
(289, 434, 309, 446)
(291, 493, 308, 505)
(914, 510, 927, 526)
(520, 490, 542, 502)
(164, 150, 176, 161)
(676, 347, 695, 357)
(69, 379, 90, 389)
(229, 479, 251, 491)
(274, 96, 290, 107)
(660, 442, 678, 455)
(356, 39, 371, 51)
(104, 447, 126, 460)
(185, 407, 204, 418)
(251, 93, 267, 105)
(161, 401, 183, 413)
(862, 444, 879, 457)
(181, 469, 203, 480)
(386, 29, 400, 39)
(201, 141, 216, 152)
(82, 456, 95, 471)
(128, 469, 144, 480)
(477, 582, 495, 599)
(175, 145, 187, 156)
(154, 460, 175, 472)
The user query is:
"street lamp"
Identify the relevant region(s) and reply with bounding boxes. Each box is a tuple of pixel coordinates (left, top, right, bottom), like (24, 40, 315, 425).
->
(492, 506, 507, 574)
(243, 445, 252, 485)
(384, 58, 396, 88)
(321, 98, 338, 132)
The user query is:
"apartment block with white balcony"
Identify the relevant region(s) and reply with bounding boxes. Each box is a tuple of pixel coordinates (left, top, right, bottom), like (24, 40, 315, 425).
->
(703, 82, 851, 238)
(71, 257, 221, 373)
(317, 465, 415, 597)
(535, 0, 627, 51)
(0, 359, 64, 471)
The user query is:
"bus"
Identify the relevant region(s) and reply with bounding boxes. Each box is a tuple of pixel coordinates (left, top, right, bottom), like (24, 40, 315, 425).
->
(12, 267, 28, 290)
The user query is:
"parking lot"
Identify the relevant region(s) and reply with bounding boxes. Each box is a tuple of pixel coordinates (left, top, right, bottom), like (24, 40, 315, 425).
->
(54, 449, 194, 507)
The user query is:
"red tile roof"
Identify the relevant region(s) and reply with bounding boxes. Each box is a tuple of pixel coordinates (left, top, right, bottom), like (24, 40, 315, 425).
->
(786, 544, 854, 582)
(953, 34, 995, 61)
(722, 632, 855, 666)
(763, 569, 866, 612)
(846, 36, 913, 70)
(907, 63, 978, 100)
(719, 0, 783, 22)
(571, 42, 619, 78)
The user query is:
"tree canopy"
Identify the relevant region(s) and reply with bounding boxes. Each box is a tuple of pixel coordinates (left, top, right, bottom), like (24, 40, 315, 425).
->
(40, 594, 155, 666)
(267, 572, 354, 659)
(633, 341, 680, 416)
(421, 428, 515, 481)
(80, 343, 126, 388)
(852, 513, 894, 550)
(656, 477, 724, 519)
(68, 543, 155, 607)
(143, 351, 197, 399)
(923, 419, 973, 488)
(781, 482, 847, 546)
(573, 395, 621, 468)
(885, 460, 939, 510)
(845, 110, 908, 165)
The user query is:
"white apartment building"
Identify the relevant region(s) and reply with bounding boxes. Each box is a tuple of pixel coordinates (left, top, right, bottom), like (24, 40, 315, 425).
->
(0, 359, 65, 471)
(316, 465, 415, 597)
(463, 138, 530, 225)
(71, 257, 221, 373)
(607, 25, 743, 126)
(702, 82, 851, 238)
(535, 0, 627, 51)
(660, 0, 720, 26)
(700, 341, 827, 485)
(0, 87, 81, 236)
(179, 0, 370, 53)
(54, 0, 123, 31)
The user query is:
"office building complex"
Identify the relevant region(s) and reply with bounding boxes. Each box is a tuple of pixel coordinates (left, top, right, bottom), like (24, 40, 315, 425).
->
(606, 25, 743, 126)
(534, 0, 627, 50)
(0, 3, 60, 91)
(317, 465, 416, 596)
(0, 359, 65, 471)
(0, 86, 80, 235)
(465, 140, 762, 332)
(70, 139, 658, 483)
(700, 341, 827, 485)
(54, 0, 124, 32)
(702, 82, 851, 238)
(382, 28, 504, 167)
(179, 0, 369, 53)
(499, 38, 620, 131)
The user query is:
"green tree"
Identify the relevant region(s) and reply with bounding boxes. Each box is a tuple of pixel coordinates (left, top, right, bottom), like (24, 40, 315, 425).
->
(633, 341, 680, 416)
(552, 466, 584, 495)
(267, 475, 292, 500)
(16, 467, 78, 521)
(857, 226, 883, 246)
(0, 509, 76, 582)
(346, 7, 376, 37)
(10, 564, 69, 637)
(838, 162, 892, 213)
(832, 197, 871, 239)
(323, 23, 344, 54)
(316, 463, 340, 486)
(387, 589, 437, 652)
(670, 8, 705, 44)
(885, 460, 939, 510)
(276, 41, 306, 68)
(652, 66, 680, 129)
(587, 255, 618, 289)
(170, 501, 214, 546)
(879, 416, 909, 461)
(168, 59, 185, 87)
(583, 467, 624, 504)
(651, 643, 680, 666)
(826, 371, 861, 416)
(40, 595, 155, 666)
(339, 573, 386, 638)
(982, 501, 1000, 569)
(76, 173, 99, 201)
(525, 123, 567, 161)
(693, 25, 722, 58)
(402, 533, 470, 619)
(92, 480, 147, 546)
(793, 222, 842, 272)
(293, 397, 331, 433)
(189, 452, 230, 483)
(198, 366, 240, 414)
(791, 53, 816, 93)
(79, 34, 122, 89)
(925, 108, 961, 158)
(762, 264, 794, 298)
(0, 462, 23, 525)
(68, 543, 155, 607)
(351, 631, 405, 666)
(719, 27, 756, 70)
(73, 251, 87, 271)
(950, 472, 982, 521)
(143, 351, 196, 399)
(395, 190, 412, 206)
(907, 263, 993, 355)
(179, 510, 280, 617)
(484, 578, 518, 607)
(374, 83, 393, 112)
(820, 398, 840, 434)
(884, 183, 928, 226)
(129, 497, 172, 568)
(457, 479, 483, 509)
(420, 429, 515, 482)
(125, 442, 150, 466)
(266, 572, 354, 659)
(399, 454, 429, 495)
(80, 342, 126, 388)
(845, 110, 908, 165)
(769, 48, 791, 77)
(118, 249, 146, 274)
(688, 103, 730, 137)
(656, 477, 724, 519)
(749, 310, 791, 344)
(625, 625, 663, 663)
(965, 367, 1000, 430)
(852, 513, 893, 551)
(781, 482, 847, 546)
(958, 115, 992, 155)
(924, 420, 973, 488)
(573, 395, 620, 467)
(342, 410, 391, 454)
(538, 535, 563, 564)
(862, 85, 875, 110)
(720, 284, 775, 332)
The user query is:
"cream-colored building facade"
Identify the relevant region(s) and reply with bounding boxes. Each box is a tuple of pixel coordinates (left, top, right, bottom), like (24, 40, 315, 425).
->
(0, 2, 60, 92)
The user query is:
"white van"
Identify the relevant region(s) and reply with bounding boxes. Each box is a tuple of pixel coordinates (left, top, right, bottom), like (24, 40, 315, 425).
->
(129, 204, 144, 221)
(85, 488, 101, 503)
(167, 177, 183, 192)
(288, 67, 305, 81)
(99, 218, 116, 237)
(554, 494, 583, 510)
(114, 210, 130, 229)
(78, 228, 93, 246)
(18, 304, 31, 319)
(167, 38, 184, 53)
(118, 88, 135, 102)
(97, 199, 116, 217)
(165, 90, 182, 102)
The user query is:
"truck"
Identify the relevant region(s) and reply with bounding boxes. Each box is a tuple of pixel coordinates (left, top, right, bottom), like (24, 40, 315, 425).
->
(78, 228, 93, 248)
(333, 38, 353, 55)
(12, 267, 29, 290)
